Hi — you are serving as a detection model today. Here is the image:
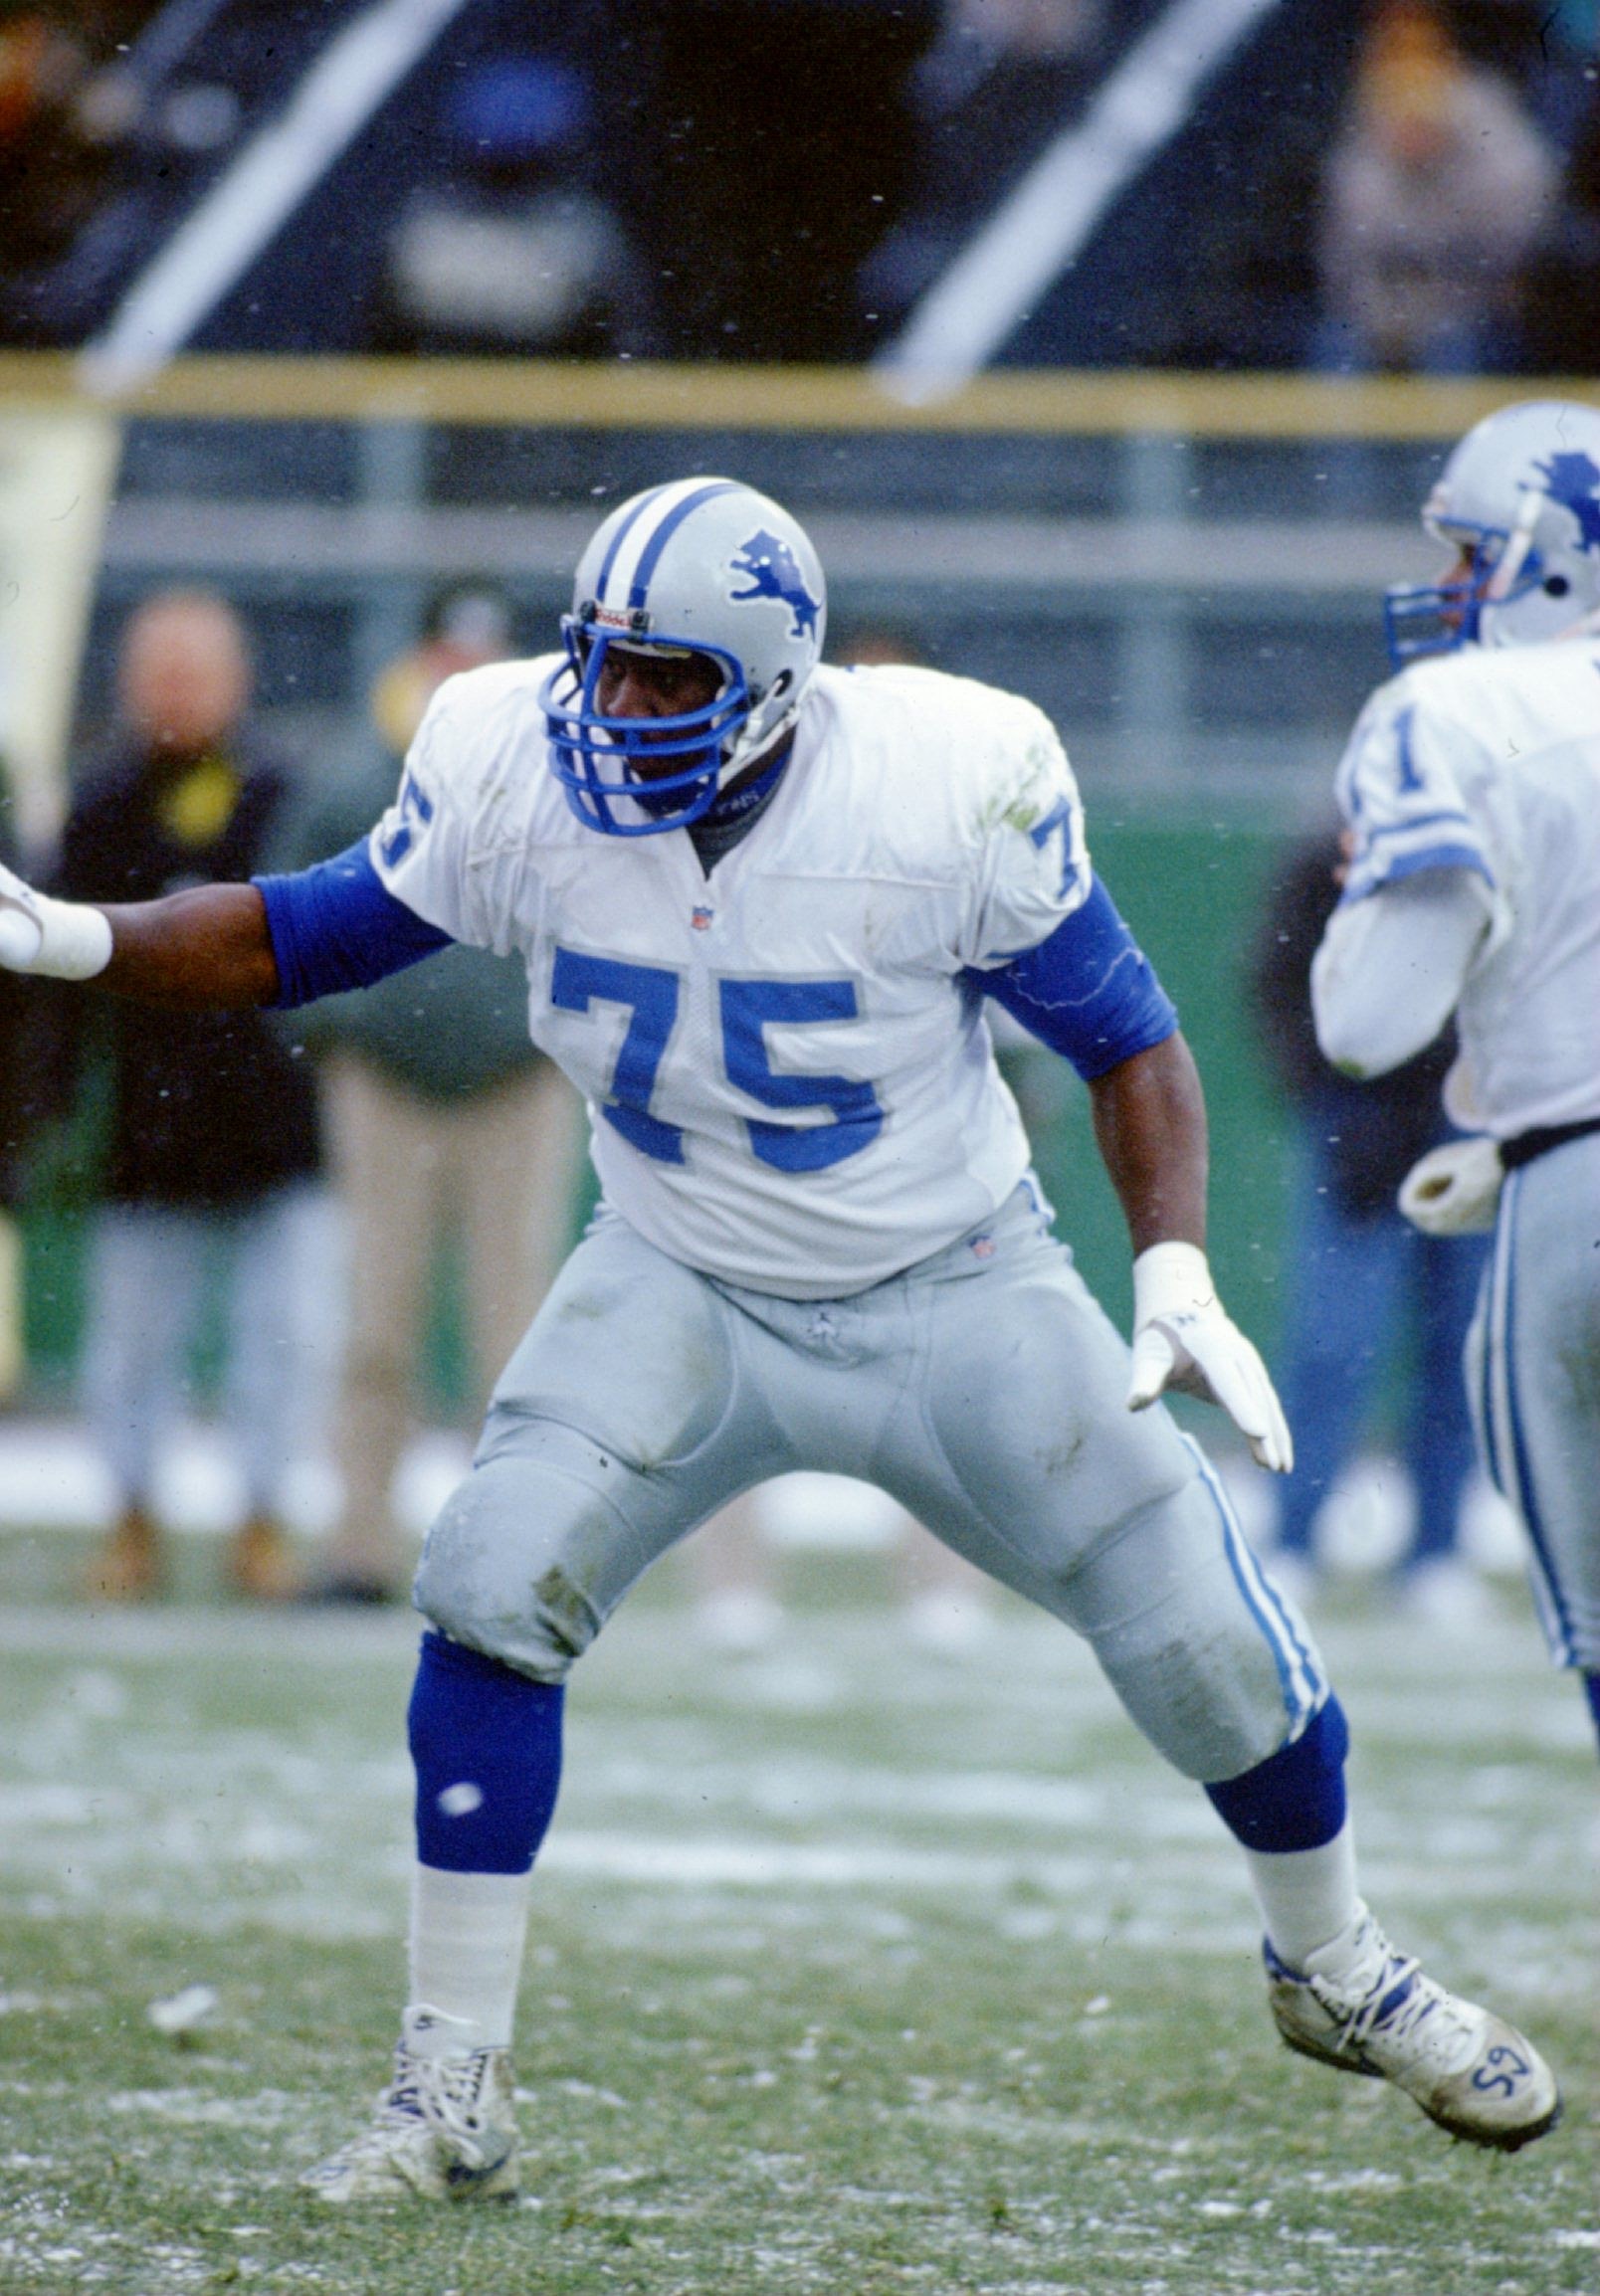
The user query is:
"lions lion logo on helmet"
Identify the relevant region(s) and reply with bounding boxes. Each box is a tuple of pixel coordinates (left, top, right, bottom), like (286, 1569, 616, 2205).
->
(728, 530, 822, 643)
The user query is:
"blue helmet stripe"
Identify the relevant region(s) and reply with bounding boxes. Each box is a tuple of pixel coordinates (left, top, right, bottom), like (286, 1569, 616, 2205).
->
(594, 483, 673, 604)
(628, 479, 742, 613)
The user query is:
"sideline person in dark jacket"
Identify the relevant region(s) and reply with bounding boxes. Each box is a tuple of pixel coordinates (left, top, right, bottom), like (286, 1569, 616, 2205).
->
(285, 585, 582, 1603)
(55, 589, 329, 1602)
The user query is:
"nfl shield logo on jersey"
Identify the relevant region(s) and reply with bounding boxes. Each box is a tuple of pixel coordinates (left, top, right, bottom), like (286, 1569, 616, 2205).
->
(691, 904, 714, 931)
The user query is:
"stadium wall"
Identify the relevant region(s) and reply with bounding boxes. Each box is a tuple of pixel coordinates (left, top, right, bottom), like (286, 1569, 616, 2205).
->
(4, 356, 1576, 1407)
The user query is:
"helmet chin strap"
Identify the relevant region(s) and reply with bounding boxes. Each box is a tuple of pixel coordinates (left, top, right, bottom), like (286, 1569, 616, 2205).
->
(1484, 488, 1543, 604)
(715, 684, 799, 791)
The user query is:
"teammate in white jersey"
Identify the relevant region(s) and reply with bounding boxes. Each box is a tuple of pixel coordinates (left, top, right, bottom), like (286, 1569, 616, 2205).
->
(0, 478, 1558, 2192)
(1312, 397, 1600, 1758)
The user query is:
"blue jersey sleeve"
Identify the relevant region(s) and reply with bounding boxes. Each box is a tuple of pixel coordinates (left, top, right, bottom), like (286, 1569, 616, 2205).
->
(254, 840, 454, 1010)
(969, 873, 1178, 1080)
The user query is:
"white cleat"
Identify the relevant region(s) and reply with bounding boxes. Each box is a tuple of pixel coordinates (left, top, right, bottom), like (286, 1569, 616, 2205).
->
(1265, 1904, 1560, 2153)
(301, 2007, 520, 2202)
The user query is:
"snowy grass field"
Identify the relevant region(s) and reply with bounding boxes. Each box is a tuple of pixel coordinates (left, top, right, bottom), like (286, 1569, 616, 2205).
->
(1, 1530, 1596, 2296)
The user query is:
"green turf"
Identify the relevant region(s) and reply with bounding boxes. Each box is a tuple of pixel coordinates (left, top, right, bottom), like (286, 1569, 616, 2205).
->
(0, 1539, 1594, 2295)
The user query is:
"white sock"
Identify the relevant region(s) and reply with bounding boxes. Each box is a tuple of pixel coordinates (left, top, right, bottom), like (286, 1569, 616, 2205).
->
(408, 1864, 531, 2049)
(1243, 1821, 1361, 1972)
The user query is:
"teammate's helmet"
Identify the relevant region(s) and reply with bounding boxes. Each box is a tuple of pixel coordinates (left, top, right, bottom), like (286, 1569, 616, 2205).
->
(1384, 399, 1600, 668)
(538, 477, 826, 836)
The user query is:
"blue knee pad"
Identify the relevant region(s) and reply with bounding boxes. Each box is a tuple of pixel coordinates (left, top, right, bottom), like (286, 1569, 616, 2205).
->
(408, 1630, 564, 1874)
(1204, 1694, 1349, 1852)
(1584, 1671, 1600, 1756)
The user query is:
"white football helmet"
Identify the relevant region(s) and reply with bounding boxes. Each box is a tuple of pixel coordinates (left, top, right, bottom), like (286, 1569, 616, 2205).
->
(538, 477, 826, 835)
(1385, 399, 1600, 667)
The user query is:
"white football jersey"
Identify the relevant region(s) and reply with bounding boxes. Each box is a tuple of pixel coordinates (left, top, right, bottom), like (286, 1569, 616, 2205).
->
(1335, 635, 1600, 1136)
(372, 659, 1089, 1297)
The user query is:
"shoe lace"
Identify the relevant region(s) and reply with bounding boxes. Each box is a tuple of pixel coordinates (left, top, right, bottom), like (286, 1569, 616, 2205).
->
(379, 2046, 500, 2156)
(1312, 1946, 1474, 2066)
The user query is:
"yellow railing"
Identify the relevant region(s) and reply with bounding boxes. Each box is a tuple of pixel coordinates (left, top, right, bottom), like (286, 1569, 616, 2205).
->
(1, 352, 1596, 437)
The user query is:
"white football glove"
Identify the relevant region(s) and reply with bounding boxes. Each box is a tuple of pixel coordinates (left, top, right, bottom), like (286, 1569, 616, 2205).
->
(0, 861, 111, 980)
(1126, 1241, 1294, 1474)
(1397, 1135, 1503, 1236)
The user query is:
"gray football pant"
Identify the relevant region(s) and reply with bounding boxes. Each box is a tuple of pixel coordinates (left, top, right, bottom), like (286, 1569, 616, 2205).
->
(416, 1183, 1324, 1785)
(1469, 1131, 1600, 1670)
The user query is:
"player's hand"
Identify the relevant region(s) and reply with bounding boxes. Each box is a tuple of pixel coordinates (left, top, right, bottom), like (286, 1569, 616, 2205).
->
(1126, 1241, 1294, 1473)
(0, 861, 112, 980)
(0, 861, 46, 971)
(1398, 1136, 1502, 1236)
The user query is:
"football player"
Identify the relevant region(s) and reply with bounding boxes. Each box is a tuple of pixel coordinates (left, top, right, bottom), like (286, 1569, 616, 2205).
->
(1312, 398, 1600, 1760)
(0, 477, 1558, 2195)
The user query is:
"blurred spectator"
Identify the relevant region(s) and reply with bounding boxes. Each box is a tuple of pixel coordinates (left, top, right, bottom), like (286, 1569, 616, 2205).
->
(0, 8, 124, 271)
(864, 0, 1103, 324)
(285, 583, 584, 1605)
(1312, 0, 1557, 374)
(0, 3, 157, 343)
(636, 0, 940, 359)
(1521, 69, 1600, 372)
(51, 590, 331, 1603)
(1251, 827, 1488, 1624)
(1164, 115, 1328, 373)
(375, 54, 657, 357)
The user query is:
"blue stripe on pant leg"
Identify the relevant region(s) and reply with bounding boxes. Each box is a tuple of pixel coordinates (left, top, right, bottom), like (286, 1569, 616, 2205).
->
(1477, 1202, 1508, 1500)
(1180, 1435, 1325, 1738)
(1497, 1174, 1576, 1665)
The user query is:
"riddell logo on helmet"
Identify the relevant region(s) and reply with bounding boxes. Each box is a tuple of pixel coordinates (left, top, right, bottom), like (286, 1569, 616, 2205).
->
(729, 530, 821, 642)
(592, 606, 634, 630)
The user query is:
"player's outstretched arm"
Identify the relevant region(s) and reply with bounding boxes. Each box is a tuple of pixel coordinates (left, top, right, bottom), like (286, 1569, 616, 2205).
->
(1086, 1028, 1207, 1256)
(1090, 1033, 1293, 1473)
(100, 884, 280, 1006)
(0, 861, 277, 1008)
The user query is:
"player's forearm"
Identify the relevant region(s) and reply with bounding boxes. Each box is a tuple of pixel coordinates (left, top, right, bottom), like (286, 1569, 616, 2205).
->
(1311, 870, 1488, 1077)
(1088, 1031, 1208, 1256)
(99, 883, 281, 1008)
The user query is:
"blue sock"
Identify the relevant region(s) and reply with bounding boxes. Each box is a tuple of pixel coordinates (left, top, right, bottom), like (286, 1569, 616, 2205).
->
(408, 1630, 563, 1874)
(1204, 1695, 1349, 1852)
(1584, 1672, 1600, 1758)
